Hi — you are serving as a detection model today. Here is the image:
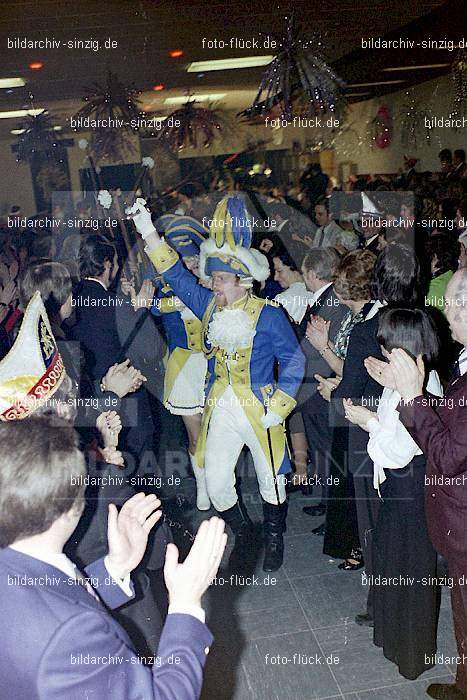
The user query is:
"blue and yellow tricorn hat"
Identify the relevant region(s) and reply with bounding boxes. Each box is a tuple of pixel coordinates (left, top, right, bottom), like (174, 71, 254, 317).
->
(0, 292, 65, 421)
(164, 216, 208, 258)
(200, 194, 269, 283)
(156, 214, 177, 234)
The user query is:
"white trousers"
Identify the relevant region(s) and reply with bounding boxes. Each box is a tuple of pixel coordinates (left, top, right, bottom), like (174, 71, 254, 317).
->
(204, 386, 287, 511)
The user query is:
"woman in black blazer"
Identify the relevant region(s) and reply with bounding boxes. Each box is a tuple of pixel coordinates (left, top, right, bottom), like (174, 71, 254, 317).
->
(331, 243, 423, 625)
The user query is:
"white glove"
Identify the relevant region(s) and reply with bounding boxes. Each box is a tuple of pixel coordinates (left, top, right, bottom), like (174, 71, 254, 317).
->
(261, 411, 283, 429)
(125, 198, 156, 239)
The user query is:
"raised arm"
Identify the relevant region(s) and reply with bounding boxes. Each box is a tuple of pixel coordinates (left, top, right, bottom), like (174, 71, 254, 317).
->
(127, 199, 213, 320)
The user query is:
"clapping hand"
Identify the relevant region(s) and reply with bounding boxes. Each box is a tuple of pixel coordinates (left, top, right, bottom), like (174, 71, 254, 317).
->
(342, 398, 375, 432)
(101, 359, 147, 398)
(365, 350, 424, 401)
(315, 374, 341, 402)
(306, 316, 330, 352)
(107, 493, 162, 579)
(291, 233, 304, 243)
(387, 349, 425, 402)
(121, 277, 155, 310)
(364, 356, 397, 389)
(132, 279, 155, 310)
(164, 517, 227, 609)
(96, 410, 122, 448)
(101, 446, 125, 468)
(121, 275, 135, 297)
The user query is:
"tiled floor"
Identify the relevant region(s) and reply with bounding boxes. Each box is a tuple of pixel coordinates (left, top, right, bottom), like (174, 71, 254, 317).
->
(174, 466, 459, 700)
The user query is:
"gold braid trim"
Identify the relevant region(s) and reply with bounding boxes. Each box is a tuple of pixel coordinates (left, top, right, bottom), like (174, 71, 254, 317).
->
(267, 388, 297, 420)
(147, 241, 179, 275)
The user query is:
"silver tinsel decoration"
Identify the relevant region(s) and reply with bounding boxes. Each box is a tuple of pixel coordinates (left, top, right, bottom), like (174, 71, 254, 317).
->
(241, 15, 345, 122)
(399, 91, 434, 149)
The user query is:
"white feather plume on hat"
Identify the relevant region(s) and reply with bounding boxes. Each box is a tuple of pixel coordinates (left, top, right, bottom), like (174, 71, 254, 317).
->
(199, 238, 270, 283)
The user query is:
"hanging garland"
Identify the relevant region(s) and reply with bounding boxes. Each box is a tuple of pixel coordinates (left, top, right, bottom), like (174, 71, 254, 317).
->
(367, 105, 393, 149)
(399, 91, 433, 149)
(14, 109, 62, 163)
(156, 98, 222, 151)
(241, 15, 345, 122)
(73, 72, 142, 161)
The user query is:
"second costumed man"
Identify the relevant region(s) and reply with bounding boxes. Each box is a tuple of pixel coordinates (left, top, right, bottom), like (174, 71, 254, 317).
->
(129, 195, 305, 572)
(151, 215, 211, 511)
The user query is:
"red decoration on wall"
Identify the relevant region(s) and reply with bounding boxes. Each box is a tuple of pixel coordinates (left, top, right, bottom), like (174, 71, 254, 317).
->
(370, 105, 393, 149)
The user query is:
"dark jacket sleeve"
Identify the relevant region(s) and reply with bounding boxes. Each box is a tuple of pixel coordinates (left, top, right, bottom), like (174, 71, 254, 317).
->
(84, 558, 134, 609)
(331, 321, 372, 414)
(39, 611, 213, 700)
(398, 393, 467, 478)
(148, 252, 213, 321)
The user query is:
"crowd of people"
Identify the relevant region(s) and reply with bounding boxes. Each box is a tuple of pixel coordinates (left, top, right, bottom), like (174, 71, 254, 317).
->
(0, 147, 465, 699)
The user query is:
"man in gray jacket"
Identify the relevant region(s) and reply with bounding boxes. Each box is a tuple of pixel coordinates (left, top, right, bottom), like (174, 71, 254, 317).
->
(312, 197, 359, 251)
(295, 248, 348, 523)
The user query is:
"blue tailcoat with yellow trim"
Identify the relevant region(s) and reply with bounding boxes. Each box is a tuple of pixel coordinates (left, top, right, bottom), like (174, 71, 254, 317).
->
(147, 242, 305, 473)
(152, 282, 205, 413)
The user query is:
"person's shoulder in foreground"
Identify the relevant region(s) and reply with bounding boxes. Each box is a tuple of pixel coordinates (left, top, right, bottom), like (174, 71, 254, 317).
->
(0, 417, 227, 700)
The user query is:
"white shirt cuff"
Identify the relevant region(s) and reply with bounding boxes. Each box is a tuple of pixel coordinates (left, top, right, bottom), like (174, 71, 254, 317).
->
(144, 235, 165, 254)
(103, 556, 133, 597)
(168, 604, 206, 624)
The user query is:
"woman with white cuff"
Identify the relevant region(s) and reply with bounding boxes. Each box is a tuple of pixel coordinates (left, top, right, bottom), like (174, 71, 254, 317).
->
(343, 307, 443, 681)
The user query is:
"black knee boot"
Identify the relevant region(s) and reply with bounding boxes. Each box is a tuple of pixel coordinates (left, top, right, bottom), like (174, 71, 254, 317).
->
(219, 502, 259, 573)
(262, 500, 287, 572)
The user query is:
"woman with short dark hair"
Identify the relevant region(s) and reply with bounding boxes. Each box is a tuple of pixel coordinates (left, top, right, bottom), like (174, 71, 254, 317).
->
(273, 250, 315, 324)
(370, 242, 422, 307)
(343, 307, 442, 680)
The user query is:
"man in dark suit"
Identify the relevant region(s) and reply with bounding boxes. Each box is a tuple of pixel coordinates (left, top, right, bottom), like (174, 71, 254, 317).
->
(70, 235, 160, 471)
(451, 149, 467, 182)
(300, 162, 329, 210)
(0, 417, 227, 700)
(297, 248, 347, 523)
(366, 269, 467, 700)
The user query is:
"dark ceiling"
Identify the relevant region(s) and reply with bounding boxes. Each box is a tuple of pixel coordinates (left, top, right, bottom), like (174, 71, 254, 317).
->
(0, 0, 462, 111)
